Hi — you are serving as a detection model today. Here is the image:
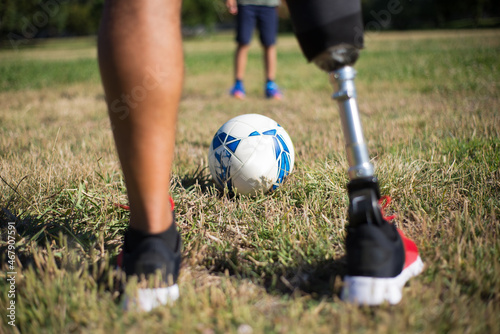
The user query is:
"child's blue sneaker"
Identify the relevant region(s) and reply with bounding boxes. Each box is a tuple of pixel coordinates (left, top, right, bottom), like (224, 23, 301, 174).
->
(230, 80, 246, 99)
(265, 81, 283, 100)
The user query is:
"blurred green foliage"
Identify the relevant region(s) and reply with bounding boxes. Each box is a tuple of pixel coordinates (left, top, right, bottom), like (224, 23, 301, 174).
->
(182, 0, 227, 29)
(0, 0, 103, 40)
(0, 0, 499, 43)
(361, 0, 500, 30)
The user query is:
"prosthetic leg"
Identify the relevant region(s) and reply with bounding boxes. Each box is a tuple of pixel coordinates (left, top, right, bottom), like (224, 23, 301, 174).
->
(286, 0, 423, 305)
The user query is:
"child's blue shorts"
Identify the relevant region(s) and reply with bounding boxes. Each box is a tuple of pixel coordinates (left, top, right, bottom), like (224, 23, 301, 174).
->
(236, 5, 278, 47)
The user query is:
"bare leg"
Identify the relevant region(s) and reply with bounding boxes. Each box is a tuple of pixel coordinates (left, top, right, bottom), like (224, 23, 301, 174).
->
(98, 0, 183, 234)
(234, 43, 250, 81)
(263, 44, 277, 81)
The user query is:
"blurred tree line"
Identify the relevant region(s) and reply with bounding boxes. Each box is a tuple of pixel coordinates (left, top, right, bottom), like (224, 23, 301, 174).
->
(1, 0, 499, 42)
(360, 0, 500, 30)
(0, 0, 103, 40)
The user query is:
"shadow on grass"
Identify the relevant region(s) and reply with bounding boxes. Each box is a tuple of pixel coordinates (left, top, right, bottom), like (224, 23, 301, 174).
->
(203, 247, 346, 301)
(1, 208, 94, 263)
(262, 257, 346, 300)
(177, 164, 216, 194)
(177, 164, 240, 199)
(1, 204, 346, 303)
(0, 205, 126, 294)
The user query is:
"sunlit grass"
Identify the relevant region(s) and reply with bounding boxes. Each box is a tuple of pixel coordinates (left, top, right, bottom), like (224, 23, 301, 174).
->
(0, 30, 499, 333)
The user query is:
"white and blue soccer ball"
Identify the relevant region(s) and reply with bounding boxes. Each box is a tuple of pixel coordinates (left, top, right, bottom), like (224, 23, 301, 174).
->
(208, 114, 295, 196)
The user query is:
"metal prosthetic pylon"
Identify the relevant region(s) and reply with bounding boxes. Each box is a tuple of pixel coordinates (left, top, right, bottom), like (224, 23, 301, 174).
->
(330, 66, 373, 181)
(329, 66, 386, 227)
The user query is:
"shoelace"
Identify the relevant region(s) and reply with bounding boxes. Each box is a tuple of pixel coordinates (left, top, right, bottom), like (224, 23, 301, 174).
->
(378, 195, 396, 221)
(114, 203, 130, 210)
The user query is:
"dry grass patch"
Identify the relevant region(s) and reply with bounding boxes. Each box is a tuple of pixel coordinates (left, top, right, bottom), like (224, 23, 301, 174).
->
(1, 30, 499, 333)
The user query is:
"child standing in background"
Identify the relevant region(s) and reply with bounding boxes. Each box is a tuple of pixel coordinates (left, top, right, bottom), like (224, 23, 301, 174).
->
(226, 0, 283, 99)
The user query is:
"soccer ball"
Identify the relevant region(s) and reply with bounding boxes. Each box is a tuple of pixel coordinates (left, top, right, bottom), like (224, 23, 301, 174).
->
(208, 114, 295, 196)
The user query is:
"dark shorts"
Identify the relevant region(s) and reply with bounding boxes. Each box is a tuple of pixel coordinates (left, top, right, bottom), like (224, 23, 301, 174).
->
(236, 5, 278, 47)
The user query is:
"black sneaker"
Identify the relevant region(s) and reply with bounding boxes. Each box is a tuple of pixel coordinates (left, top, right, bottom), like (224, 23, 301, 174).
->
(117, 199, 181, 311)
(341, 184, 424, 305)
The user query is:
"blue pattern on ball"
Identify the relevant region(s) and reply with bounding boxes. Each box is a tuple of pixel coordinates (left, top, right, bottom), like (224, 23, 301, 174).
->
(226, 139, 241, 153)
(212, 126, 292, 193)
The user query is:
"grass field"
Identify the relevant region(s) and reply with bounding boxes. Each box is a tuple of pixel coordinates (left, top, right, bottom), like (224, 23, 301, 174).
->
(0, 29, 499, 333)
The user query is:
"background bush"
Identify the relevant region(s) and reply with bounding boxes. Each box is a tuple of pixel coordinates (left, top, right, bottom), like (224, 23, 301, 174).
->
(1, 0, 499, 42)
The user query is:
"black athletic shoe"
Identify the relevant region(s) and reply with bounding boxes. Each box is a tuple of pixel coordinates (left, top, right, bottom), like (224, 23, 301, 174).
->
(341, 193, 424, 305)
(117, 199, 181, 311)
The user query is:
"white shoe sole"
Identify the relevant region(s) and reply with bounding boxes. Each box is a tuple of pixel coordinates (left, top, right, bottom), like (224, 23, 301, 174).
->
(123, 284, 180, 312)
(341, 256, 424, 305)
